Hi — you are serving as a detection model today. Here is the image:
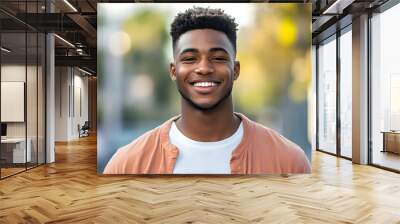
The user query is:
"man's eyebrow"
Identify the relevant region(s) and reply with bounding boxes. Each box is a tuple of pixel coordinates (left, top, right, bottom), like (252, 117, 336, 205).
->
(178, 47, 230, 55)
(179, 48, 199, 55)
(209, 47, 229, 54)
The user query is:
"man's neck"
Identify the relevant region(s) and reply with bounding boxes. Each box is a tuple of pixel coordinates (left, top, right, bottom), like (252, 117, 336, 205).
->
(176, 99, 241, 142)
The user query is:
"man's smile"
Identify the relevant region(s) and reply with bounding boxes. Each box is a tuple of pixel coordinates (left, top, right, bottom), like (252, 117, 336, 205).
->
(189, 80, 221, 94)
(193, 81, 217, 87)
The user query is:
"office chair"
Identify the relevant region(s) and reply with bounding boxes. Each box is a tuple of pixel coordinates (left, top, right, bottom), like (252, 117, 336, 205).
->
(79, 121, 90, 138)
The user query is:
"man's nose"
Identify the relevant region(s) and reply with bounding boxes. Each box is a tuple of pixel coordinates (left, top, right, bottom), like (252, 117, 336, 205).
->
(194, 58, 214, 75)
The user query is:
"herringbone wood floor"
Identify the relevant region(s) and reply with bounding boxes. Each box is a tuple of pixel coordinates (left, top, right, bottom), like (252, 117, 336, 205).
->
(1, 135, 400, 224)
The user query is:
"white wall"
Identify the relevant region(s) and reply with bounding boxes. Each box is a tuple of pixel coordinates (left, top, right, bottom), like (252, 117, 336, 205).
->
(55, 67, 69, 141)
(72, 73, 89, 137)
(55, 67, 89, 141)
(1, 65, 36, 137)
(1, 66, 26, 129)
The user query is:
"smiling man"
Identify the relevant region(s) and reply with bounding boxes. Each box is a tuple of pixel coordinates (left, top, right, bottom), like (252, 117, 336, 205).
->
(103, 7, 311, 174)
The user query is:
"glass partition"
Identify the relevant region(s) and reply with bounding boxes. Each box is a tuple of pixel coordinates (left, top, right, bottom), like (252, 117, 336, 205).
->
(26, 0, 42, 169)
(1, 30, 27, 177)
(38, 32, 45, 165)
(0, 1, 46, 179)
(339, 27, 352, 158)
(317, 35, 337, 154)
(371, 3, 400, 171)
(27, 30, 38, 169)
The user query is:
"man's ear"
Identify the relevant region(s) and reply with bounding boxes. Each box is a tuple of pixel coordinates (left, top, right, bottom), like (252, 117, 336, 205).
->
(169, 62, 177, 81)
(233, 61, 240, 80)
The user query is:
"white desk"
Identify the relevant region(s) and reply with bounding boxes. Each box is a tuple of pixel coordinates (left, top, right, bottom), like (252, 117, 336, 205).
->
(1, 138, 31, 163)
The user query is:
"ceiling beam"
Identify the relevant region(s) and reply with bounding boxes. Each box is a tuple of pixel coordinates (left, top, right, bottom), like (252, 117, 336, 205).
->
(323, 0, 356, 14)
(312, 15, 335, 33)
(67, 13, 97, 42)
(55, 55, 96, 72)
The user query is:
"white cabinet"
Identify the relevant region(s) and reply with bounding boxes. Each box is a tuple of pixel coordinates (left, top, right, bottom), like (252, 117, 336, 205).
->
(1, 138, 31, 163)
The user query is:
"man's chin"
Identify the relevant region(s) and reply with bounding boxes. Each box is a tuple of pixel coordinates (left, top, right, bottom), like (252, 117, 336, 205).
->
(185, 99, 219, 111)
(178, 86, 232, 112)
(192, 102, 219, 111)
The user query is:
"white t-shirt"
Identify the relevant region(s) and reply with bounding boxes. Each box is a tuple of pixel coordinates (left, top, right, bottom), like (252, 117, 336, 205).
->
(169, 121, 243, 174)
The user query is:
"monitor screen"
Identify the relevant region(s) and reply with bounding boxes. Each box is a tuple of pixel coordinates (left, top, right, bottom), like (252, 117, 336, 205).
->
(1, 123, 7, 137)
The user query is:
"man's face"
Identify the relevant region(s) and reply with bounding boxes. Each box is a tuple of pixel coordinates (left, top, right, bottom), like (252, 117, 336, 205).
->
(170, 29, 240, 111)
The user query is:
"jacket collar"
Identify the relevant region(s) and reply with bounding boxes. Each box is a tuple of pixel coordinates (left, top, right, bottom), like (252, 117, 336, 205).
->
(159, 112, 254, 156)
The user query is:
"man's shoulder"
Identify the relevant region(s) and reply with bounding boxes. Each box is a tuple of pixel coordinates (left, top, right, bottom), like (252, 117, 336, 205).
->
(237, 113, 291, 146)
(252, 122, 301, 152)
(245, 118, 311, 173)
(124, 125, 164, 151)
(103, 119, 173, 174)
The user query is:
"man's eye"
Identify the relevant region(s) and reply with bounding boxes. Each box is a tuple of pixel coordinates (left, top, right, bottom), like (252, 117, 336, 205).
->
(212, 57, 228, 62)
(182, 57, 196, 63)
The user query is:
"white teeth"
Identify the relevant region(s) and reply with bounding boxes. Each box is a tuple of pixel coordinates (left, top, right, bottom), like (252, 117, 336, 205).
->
(193, 82, 216, 87)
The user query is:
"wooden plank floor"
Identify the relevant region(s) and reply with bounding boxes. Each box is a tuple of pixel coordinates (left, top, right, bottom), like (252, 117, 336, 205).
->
(1, 135, 400, 224)
(0, 167, 26, 178)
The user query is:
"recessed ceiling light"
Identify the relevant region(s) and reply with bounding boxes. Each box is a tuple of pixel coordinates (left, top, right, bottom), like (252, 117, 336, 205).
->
(78, 67, 93, 76)
(54, 34, 75, 48)
(63, 0, 78, 12)
(323, 0, 355, 15)
(1, 47, 11, 53)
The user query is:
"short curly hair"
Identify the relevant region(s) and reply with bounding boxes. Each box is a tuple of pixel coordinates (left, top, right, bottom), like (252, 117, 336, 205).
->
(170, 7, 238, 54)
